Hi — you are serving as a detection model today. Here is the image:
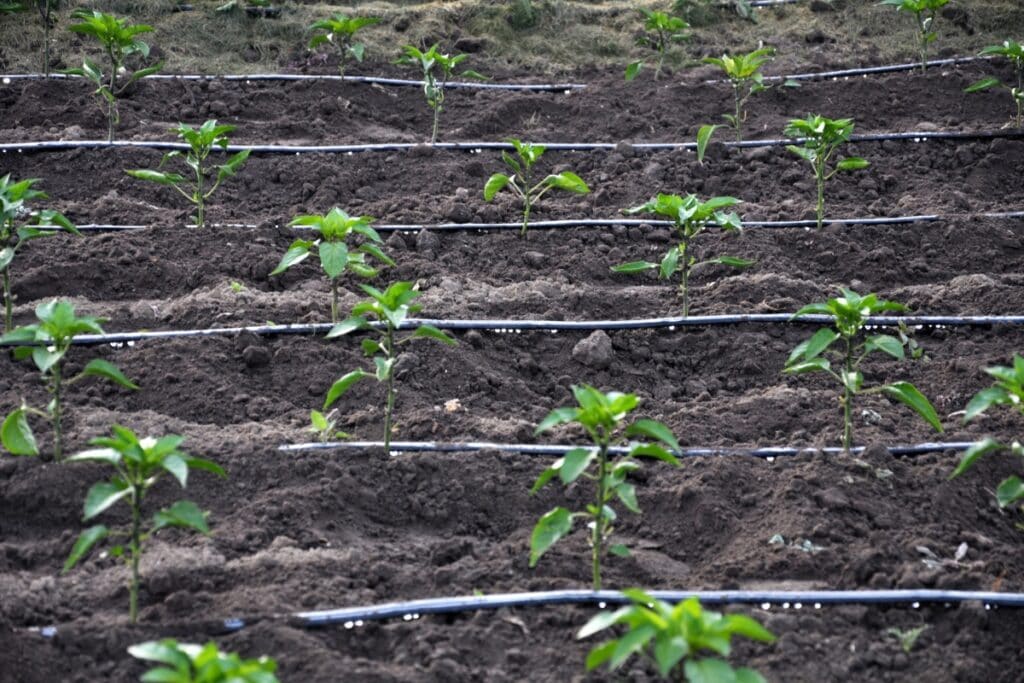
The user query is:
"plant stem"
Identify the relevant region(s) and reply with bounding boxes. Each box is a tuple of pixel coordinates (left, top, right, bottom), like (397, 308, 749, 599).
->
(733, 83, 743, 141)
(520, 196, 532, 238)
(815, 161, 825, 229)
(2, 268, 11, 332)
(430, 105, 440, 145)
(331, 278, 339, 323)
(679, 241, 689, 317)
(129, 493, 141, 624)
(195, 163, 205, 228)
(592, 440, 609, 591)
(842, 336, 853, 452)
(51, 363, 63, 462)
(383, 325, 395, 453)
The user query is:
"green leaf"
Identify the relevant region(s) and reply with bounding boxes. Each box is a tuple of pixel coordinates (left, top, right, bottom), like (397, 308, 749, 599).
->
(950, 438, 1002, 478)
(660, 247, 680, 279)
(996, 475, 1024, 507)
(625, 419, 680, 451)
(128, 640, 191, 669)
(836, 157, 870, 171)
(83, 481, 131, 520)
(410, 325, 457, 346)
(584, 640, 618, 671)
(32, 347, 64, 374)
(685, 657, 740, 683)
(629, 443, 681, 465)
(653, 635, 688, 677)
(544, 172, 590, 194)
(710, 255, 755, 268)
(324, 370, 372, 409)
(697, 124, 721, 165)
(882, 382, 943, 433)
(185, 456, 226, 478)
(66, 447, 121, 465)
(616, 482, 640, 513)
(609, 624, 656, 669)
(965, 76, 1001, 93)
(784, 357, 830, 374)
(373, 356, 393, 381)
(79, 359, 138, 389)
(269, 240, 313, 276)
(152, 500, 210, 534)
(724, 614, 777, 642)
(609, 543, 630, 557)
(326, 316, 370, 338)
(1, 408, 38, 456)
(0, 247, 14, 271)
(625, 61, 644, 82)
(483, 173, 511, 201)
(63, 525, 109, 573)
(865, 334, 905, 360)
(535, 407, 578, 434)
(125, 169, 185, 186)
(559, 447, 596, 484)
(964, 387, 1008, 422)
(612, 260, 659, 274)
(529, 507, 572, 567)
(318, 241, 349, 280)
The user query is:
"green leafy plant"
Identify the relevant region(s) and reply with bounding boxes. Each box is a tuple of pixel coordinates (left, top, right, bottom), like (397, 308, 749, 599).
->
(324, 282, 457, 452)
(964, 40, 1024, 129)
(1, 300, 137, 461)
(626, 9, 689, 81)
(126, 120, 251, 229)
(63, 427, 223, 624)
(1, 174, 79, 332)
(885, 625, 927, 654)
(784, 115, 869, 229)
(130, 639, 279, 683)
(309, 408, 349, 442)
(879, 0, 949, 71)
(579, 591, 775, 680)
(530, 385, 680, 589)
(612, 194, 750, 317)
(784, 288, 943, 451)
(63, 10, 163, 141)
(269, 208, 393, 322)
(396, 44, 487, 144)
(702, 47, 774, 141)
(950, 354, 1024, 512)
(308, 14, 379, 77)
(483, 139, 591, 237)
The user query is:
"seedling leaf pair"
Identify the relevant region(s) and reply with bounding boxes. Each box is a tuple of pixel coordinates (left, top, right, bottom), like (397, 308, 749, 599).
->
(397, 44, 487, 144)
(626, 9, 689, 81)
(308, 14, 380, 77)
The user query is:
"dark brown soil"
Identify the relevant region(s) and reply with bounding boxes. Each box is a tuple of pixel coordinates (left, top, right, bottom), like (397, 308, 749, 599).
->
(2, 49, 1024, 683)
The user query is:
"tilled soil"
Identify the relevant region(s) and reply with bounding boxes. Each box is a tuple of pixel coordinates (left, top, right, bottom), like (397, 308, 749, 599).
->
(1, 57, 1023, 682)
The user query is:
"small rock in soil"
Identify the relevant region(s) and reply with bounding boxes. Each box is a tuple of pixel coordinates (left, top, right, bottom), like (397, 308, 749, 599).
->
(242, 345, 271, 368)
(523, 251, 546, 268)
(416, 228, 440, 255)
(572, 330, 614, 369)
(386, 232, 407, 251)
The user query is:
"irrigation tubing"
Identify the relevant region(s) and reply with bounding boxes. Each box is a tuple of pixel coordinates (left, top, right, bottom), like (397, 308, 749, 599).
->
(2, 128, 1021, 155)
(278, 439, 974, 459)
(713, 55, 991, 84)
(42, 211, 1024, 235)
(4, 314, 1024, 348)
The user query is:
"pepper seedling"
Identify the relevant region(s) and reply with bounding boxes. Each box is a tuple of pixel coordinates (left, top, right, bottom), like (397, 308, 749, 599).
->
(626, 9, 689, 82)
(308, 14, 380, 77)
(964, 40, 1024, 129)
(612, 194, 751, 317)
(784, 114, 869, 229)
(1, 300, 137, 461)
(879, 0, 949, 72)
(130, 640, 279, 683)
(270, 208, 393, 322)
(949, 354, 1024, 513)
(530, 385, 680, 590)
(1, 174, 80, 332)
(579, 590, 775, 680)
(63, 426, 224, 624)
(324, 282, 457, 452)
(63, 10, 163, 142)
(126, 120, 251, 229)
(484, 139, 591, 237)
(396, 44, 487, 144)
(784, 288, 943, 451)
(702, 47, 774, 141)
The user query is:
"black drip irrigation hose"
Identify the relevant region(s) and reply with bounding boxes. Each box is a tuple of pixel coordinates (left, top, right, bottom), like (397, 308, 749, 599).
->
(718, 55, 991, 84)
(30, 587, 1024, 638)
(4, 314, 1024, 348)
(41, 211, 1024, 234)
(279, 439, 974, 459)
(2, 128, 1020, 155)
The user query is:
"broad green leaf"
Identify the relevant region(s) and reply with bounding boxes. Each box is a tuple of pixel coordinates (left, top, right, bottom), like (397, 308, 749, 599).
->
(883, 382, 943, 433)
(653, 635, 688, 677)
(950, 438, 1001, 478)
(735, 668, 769, 683)
(616, 481, 640, 513)
(483, 173, 511, 201)
(326, 316, 370, 338)
(152, 500, 209, 534)
(609, 624, 656, 669)
(66, 447, 121, 465)
(697, 124, 721, 164)
(125, 169, 185, 185)
(531, 463, 561, 493)
(660, 247, 680, 279)
(792, 327, 839, 362)
(323, 370, 371, 408)
(724, 614, 776, 642)
(685, 657, 739, 683)
(612, 260, 659, 273)
(128, 640, 191, 669)
(964, 386, 1008, 422)
(584, 640, 618, 671)
(544, 172, 590, 194)
(625, 61, 643, 82)
(836, 157, 870, 171)
(410, 325, 457, 345)
(578, 606, 635, 639)
(184, 456, 226, 478)
(865, 334, 904, 359)
(32, 347, 64, 374)
(629, 443, 681, 465)
(83, 481, 131, 520)
(534, 407, 579, 434)
(625, 418, 680, 451)
(996, 475, 1024, 507)
(609, 543, 630, 557)
(318, 241, 349, 280)
(373, 356, 393, 381)
(310, 410, 328, 431)
(63, 524, 109, 572)
(784, 357, 830, 374)
(559, 447, 595, 484)
(710, 255, 755, 268)
(161, 453, 189, 488)
(529, 506, 572, 566)
(964, 77, 1001, 93)
(0, 247, 13, 270)
(269, 241, 312, 276)
(1, 408, 38, 456)
(80, 358, 138, 389)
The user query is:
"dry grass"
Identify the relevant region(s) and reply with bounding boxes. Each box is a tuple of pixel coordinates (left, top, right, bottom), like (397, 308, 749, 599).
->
(0, 0, 1021, 75)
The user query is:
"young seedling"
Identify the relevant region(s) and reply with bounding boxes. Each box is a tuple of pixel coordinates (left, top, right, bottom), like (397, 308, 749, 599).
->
(269, 208, 393, 322)
(309, 408, 349, 442)
(1, 300, 137, 461)
(702, 47, 774, 141)
(308, 14, 380, 77)
(324, 282, 457, 452)
(396, 44, 486, 144)
(626, 9, 689, 82)
(784, 288, 943, 451)
(579, 590, 775, 679)
(0, 174, 80, 332)
(63, 426, 224, 624)
(964, 40, 1024, 129)
(879, 0, 949, 72)
(784, 114, 869, 229)
(130, 640, 279, 682)
(64, 10, 163, 141)
(950, 354, 1024, 513)
(530, 385, 680, 590)
(484, 139, 591, 237)
(612, 194, 750, 317)
(126, 120, 251, 229)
